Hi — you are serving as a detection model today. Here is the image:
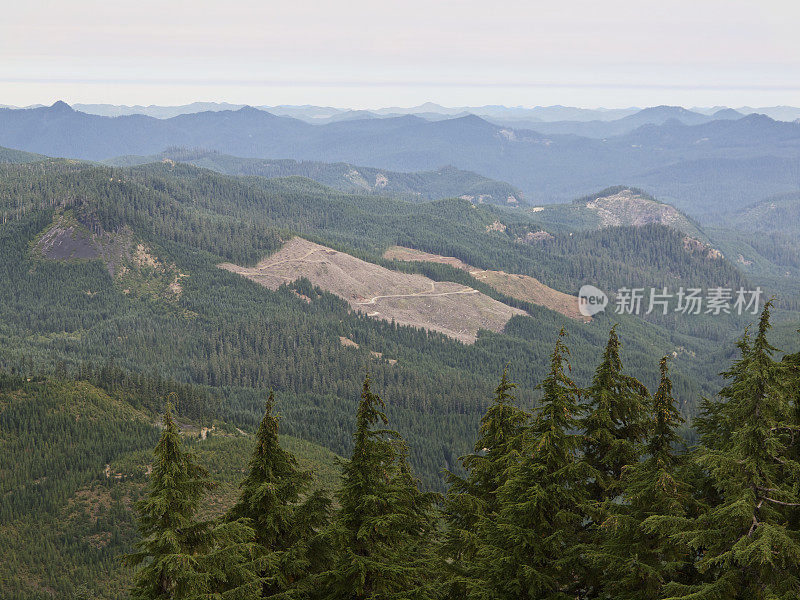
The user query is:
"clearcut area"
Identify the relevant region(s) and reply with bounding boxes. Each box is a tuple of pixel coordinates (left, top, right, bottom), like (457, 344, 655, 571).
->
(219, 237, 526, 343)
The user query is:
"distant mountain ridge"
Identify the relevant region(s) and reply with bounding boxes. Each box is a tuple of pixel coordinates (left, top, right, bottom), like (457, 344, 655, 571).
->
(103, 148, 525, 205)
(725, 191, 800, 235)
(10, 101, 795, 123)
(502, 105, 746, 138)
(2, 102, 800, 220)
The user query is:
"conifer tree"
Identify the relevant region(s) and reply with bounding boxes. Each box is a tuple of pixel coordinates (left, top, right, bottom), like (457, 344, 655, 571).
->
(580, 326, 651, 597)
(127, 406, 260, 600)
(582, 326, 652, 502)
(783, 344, 800, 433)
(475, 330, 592, 599)
(665, 301, 800, 599)
(201, 520, 263, 600)
(441, 369, 529, 598)
(317, 375, 439, 600)
(227, 391, 331, 597)
(593, 357, 694, 600)
(127, 405, 215, 599)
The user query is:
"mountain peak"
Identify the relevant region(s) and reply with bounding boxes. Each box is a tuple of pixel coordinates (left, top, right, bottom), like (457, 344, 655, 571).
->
(49, 100, 74, 113)
(712, 108, 743, 120)
(452, 113, 492, 126)
(630, 105, 699, 118)
(740, 112, 776, 124)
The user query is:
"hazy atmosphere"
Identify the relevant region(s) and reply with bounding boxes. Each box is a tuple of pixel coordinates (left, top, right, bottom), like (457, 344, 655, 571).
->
(3, 0, 799, 107)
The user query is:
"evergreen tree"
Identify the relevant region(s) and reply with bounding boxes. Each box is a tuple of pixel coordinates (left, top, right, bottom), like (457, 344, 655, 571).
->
(580, 326, 651, 597)
(127, 406, 260, 600)
(227, 391, 331, 597)
(474, 329, 592, 599)
(127, 406, 215, 599)
(783, 344, 800, 432)
(665, 301, 800, 599)
(441, 369, 529, 598)
(201, 520, 263, 600)
(582, 326, 652, 502)
(593, 357, 694, 600)
(317, 375, 440, 600)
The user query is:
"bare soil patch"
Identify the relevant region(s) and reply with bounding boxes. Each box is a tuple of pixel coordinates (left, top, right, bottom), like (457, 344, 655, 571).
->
(383, 246, 588, 322)
(219, 238, 525, 343)
(339, 336, 360, 349)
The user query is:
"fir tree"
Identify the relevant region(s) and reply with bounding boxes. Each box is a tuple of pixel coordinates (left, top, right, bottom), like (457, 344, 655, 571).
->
(227, 390, 331, 597)
(201, 520, 263, 600)
(127, 406, 260, 600)
(582, 325, 652, 502)
(593, 357, 694, 600)
(127, 406, 214, 599)
(665, 301, 800, 599)
(317, 374, 440, 600)
(580, 326, 651, 597)
(441, 369, 529, 598)
(475, 329, 592, 599)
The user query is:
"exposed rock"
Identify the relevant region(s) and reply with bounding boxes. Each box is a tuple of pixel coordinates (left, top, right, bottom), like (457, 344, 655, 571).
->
(517, 230, 554, 243)
(485, 220, 507, 233)
(339, 336, 360, 349)
(683, 235, 724, 260)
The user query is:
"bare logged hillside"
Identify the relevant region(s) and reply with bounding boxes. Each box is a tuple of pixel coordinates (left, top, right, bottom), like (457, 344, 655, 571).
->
(383, 246, 588, 321)
(583, 189, 698, 234)
(219, 237, 525, 343)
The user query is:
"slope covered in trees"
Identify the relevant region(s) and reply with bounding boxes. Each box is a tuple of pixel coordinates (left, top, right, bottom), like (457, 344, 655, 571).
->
(9, 304, 797, 598)
(0, 150, 798, 598)
(0, 158, 788, 496)
(104, 148, 525, 206)
(0, 373, 340, 600)
(0, 145, 46, 164)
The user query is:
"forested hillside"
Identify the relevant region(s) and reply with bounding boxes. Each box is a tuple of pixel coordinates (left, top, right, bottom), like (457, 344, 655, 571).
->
(0, 145, 45, 164)
(104, 148, 524, 206)
(1, 155, 798, 598)
(4, 303, 798, 598)
(6, 0, 800, 591)
(0, 371, 340, 599)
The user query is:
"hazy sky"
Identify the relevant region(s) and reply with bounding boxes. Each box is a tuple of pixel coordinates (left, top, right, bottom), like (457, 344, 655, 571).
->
(2, 0, 799, 108)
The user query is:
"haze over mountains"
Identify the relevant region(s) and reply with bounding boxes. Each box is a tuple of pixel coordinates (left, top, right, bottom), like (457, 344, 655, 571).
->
(2, 101, 800, 220)
(104, 148, 524, 206)
(5, 101, 800, 123)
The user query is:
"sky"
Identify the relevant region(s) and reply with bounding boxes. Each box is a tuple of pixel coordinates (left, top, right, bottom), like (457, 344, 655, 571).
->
(2, 0, 799, 109)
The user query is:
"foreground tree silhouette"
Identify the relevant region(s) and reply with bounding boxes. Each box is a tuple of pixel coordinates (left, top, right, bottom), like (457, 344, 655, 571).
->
(665, 301, 800, 599)
(581, 326, 651, 595)
(593, 357, 695, 600)
(227, 390, 331, 597)
(476, 330, 593, 599)
(582, 326, 652, 502)
(441, 369, 529, 598)
(127, 406, 260, 599)
(316, 374, 439, 600)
